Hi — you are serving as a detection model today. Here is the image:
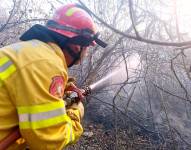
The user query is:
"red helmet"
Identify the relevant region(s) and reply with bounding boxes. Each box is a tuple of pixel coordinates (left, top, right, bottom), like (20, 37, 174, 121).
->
(49, 3, 96, 38)
(47, 3, 107, 48)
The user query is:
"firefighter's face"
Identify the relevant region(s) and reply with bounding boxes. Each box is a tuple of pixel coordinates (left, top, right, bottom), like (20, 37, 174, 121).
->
(75, 46, 88, 65)
(68, 44, 89, 65)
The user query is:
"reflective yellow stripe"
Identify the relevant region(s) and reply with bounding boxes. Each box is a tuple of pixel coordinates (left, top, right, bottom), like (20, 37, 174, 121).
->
(63, 118, 75, 145)
(17, 101, 65, 114)
(71, 124, 75, 141)
(0, 57, 9, 66)
(0, 56, 16, 87)
(65, 7, 80, 16)
(19, 114, 71, 129)
(65, 123, 71, 145)
(67, 123, 74, 144)
(0, 65, 16, 80)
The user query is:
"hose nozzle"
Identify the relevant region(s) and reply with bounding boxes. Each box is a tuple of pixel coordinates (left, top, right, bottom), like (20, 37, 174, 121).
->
(83, 86, 91, 96)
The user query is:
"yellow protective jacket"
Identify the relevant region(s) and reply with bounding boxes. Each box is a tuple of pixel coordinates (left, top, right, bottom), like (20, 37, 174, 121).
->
(0, 40, 83, 150)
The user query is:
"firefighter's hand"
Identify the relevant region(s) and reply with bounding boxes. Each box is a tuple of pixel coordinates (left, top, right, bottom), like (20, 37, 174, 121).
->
(68, 102, 84, 119)
(65, 77, 76, 89)
(65, 82, 85, 101)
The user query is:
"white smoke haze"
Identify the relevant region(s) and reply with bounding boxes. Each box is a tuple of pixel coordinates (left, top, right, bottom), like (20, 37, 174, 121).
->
(1, 0, 191, 148)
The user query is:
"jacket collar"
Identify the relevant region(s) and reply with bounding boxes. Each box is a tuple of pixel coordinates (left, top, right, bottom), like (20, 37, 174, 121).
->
(20, 24, 69, 49)
(47, 42, 68, 72)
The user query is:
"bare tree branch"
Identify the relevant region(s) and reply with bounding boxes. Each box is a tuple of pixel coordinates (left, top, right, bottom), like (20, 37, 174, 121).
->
(78, 0, 191, 47)
(152, 82, 191, 104)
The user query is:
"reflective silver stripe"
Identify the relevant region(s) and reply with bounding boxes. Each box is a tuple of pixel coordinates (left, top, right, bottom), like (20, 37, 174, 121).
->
(0, 61, 12, 72)
(19, 108, 66, 122)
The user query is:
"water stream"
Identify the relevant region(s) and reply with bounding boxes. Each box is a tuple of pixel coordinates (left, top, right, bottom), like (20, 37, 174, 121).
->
(89, 54, 141, 93)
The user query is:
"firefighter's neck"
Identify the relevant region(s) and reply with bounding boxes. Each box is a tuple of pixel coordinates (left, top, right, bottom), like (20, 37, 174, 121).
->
(63, 50, 76, 67)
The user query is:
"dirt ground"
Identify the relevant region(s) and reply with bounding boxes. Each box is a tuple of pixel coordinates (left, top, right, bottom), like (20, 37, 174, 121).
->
(66, 122, 170, 150)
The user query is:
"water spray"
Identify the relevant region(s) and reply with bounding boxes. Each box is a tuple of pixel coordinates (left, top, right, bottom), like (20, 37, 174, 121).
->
(88, 70, 121, 93)
(64, 69, 121, 105)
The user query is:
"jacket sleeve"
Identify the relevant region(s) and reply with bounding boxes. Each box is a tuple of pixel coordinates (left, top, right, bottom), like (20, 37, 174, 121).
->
(13, 60, 83, 150)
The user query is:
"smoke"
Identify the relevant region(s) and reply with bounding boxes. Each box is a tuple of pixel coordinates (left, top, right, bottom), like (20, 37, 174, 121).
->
(110, 53, 141, 85)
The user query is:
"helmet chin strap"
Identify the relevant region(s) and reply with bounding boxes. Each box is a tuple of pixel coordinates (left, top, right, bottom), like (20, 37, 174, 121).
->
(64, 46, 83, 67)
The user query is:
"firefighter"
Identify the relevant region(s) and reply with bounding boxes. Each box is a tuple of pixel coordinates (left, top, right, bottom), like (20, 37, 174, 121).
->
(0, 3, 107, 150)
